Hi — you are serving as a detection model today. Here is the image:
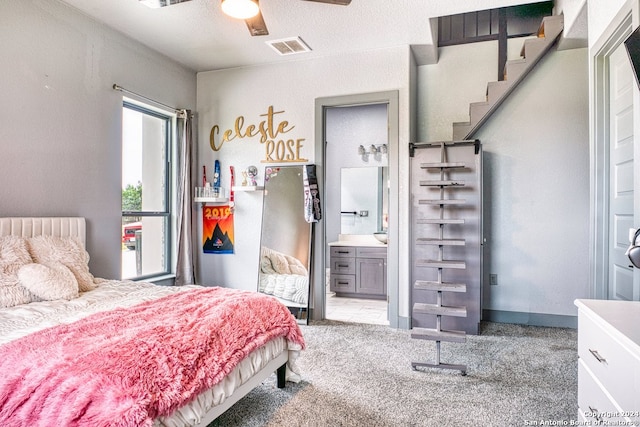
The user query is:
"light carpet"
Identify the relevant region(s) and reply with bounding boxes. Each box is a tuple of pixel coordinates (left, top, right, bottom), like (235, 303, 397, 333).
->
(214, 320, 577, 426)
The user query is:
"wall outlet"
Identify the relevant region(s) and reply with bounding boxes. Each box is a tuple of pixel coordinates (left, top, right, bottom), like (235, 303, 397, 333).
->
(359, 210, 369, 217)
(490, 274, 498, 285)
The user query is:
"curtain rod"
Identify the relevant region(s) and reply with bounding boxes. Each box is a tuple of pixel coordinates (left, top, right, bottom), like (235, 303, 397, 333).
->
(112, 84, 186, 114)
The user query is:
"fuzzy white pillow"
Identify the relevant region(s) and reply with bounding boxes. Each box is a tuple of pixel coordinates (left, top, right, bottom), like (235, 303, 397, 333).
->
(261, 246, 308, 276)
(0, 236, 33, 308)
(27, 235, 96, 292)
(17, 262, 79, 301)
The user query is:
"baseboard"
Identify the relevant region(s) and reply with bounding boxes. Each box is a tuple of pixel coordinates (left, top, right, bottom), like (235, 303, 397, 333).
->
(482, 309, 577, 329)
(396, 316, 411, 330)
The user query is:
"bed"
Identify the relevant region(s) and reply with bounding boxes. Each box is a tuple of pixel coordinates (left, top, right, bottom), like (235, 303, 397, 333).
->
(0, 217, 305, 427)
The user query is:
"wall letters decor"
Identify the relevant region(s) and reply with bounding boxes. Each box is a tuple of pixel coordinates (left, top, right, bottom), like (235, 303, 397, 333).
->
(209, 105, 309, 163)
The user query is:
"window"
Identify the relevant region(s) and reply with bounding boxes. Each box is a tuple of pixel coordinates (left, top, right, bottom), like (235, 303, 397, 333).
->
(121, 101, 174, 280)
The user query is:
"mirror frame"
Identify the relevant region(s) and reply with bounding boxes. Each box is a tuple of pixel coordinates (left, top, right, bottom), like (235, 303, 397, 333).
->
(256, 166, 312, 324)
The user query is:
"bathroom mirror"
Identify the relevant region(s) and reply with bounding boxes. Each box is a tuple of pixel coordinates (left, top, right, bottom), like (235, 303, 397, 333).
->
(340, 166, 388, 235)
(257, 166, 312, 324)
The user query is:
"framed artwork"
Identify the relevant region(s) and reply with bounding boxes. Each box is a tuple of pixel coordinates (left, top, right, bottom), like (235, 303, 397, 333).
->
(202, 205, 234, 254)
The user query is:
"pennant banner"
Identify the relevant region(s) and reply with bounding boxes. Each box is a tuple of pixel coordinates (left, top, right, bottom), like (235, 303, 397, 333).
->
(203, 205, 234, 254)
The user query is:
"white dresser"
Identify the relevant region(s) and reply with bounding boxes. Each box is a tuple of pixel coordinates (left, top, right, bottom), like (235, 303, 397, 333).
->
(574, 299, 640, 424)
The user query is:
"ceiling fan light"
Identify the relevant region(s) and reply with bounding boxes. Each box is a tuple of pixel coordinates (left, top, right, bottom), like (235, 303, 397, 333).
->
(221, 0, 259, 19)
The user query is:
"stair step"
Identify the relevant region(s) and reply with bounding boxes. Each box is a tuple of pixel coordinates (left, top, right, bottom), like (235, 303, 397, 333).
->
(452, 122, 472, 141)
(411, 327, 467, 343)
(486, 80, 511, 103)
(414, 280, 467, 293)
(504, 58, 528, 81)
(416, 218, 465, 225)
(469, 101, 492, 122)
(419, 180, 465, 187)
(520, 36, 549, 59)
(416, 238, 465, 246)
(538, 14, 564, 40)
(416, 259, 466, 269)
(420, 162, 466, 169)
(418, 199, 466, 206)
(413, 303, 467, 317)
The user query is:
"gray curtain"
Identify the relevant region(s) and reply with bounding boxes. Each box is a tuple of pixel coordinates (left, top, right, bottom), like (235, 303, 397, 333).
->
(175, 110, 195, 286)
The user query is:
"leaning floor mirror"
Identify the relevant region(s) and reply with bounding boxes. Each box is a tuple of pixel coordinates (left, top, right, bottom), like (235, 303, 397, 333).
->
(257, 166, 312, 324)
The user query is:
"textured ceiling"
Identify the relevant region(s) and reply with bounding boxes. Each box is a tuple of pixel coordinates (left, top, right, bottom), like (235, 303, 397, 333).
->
(56, 0, 580, 72)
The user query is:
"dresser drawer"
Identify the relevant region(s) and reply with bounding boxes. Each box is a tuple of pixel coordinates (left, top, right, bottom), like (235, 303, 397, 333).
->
(330, 274, 355, 293)
(356, 246, 387, 258)
(330, 257, 355, 275)
(578, 360, 626, 424)
(578, 313, 640, 411)
(330, 246, 356, 258)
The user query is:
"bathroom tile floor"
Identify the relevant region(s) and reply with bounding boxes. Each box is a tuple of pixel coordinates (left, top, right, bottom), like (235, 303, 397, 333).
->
(325, 292, 389, 325)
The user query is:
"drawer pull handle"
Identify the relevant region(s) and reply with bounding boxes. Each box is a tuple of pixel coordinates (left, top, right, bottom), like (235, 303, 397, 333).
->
(337, 251, 350, 254)
(588, 406, 602, 422)
(588, 349, 607, 364)
(337, 281, 349, 285)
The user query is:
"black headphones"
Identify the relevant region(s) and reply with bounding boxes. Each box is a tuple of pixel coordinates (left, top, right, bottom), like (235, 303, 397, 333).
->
(626, 228, 640, 268)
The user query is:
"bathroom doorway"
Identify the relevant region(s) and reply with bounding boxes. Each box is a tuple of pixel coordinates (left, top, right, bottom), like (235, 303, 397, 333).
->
(325, 103, 389, 325)
(312, 91, 399, 327)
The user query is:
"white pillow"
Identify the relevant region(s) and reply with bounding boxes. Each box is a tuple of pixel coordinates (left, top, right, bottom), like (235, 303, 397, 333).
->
(0, 236, 33, 307)
(261, 246, 308, 276)
(27, 235, 96, 292)
(17, 262, 79, 301)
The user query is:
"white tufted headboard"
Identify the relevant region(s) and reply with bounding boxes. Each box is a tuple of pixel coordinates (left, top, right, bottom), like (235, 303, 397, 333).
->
(0, 217, 86, 248)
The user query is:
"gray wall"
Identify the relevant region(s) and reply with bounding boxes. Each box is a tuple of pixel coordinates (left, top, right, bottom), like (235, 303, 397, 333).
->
(587, 0, 630, 47)
(417, 40, 590, 324)
(0, 0, 196, 279)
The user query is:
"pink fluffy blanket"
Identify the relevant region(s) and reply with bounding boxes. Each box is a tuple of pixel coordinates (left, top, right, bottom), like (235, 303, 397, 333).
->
(0, 287, 305, 427)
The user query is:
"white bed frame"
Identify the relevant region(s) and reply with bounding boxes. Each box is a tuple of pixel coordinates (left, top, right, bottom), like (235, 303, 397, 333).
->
(0, 217, 86, 244)
(194, 351, 288, 426)
(0, 216, 289, 426)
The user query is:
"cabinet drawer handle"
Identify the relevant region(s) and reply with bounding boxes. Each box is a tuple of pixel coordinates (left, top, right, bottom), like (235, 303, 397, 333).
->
(337, 281, 349, 285)
(588, 406, 602, 422)
(588, 349, 607, 364)
(337, 251, 350, 254)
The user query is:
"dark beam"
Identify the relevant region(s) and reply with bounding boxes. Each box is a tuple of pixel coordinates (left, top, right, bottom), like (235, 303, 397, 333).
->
(498, 8, 507, 81)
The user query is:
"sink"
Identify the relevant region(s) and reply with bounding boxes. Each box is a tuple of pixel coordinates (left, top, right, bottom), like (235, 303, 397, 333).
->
(373, 232, 388, 244)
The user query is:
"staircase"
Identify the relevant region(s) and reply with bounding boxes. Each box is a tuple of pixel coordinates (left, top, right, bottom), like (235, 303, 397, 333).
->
(452, 14, 564, 141)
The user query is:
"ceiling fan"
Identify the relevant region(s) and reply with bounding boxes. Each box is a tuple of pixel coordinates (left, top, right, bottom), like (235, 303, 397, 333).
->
(222, 0, 352, 36)
(140, 0, 351, 37)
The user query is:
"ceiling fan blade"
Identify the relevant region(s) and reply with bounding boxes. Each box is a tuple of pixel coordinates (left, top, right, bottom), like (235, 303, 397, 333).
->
(302, 0, 352, 5)
(139, 0, 192, 8)
(245, 8, 269, 36)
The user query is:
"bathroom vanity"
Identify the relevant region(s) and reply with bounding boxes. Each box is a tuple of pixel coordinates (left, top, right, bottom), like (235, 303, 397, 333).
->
(328, 235, 387, 299)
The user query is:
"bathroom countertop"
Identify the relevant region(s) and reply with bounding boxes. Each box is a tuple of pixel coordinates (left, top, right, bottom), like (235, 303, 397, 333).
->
(328, 234, 387, 247)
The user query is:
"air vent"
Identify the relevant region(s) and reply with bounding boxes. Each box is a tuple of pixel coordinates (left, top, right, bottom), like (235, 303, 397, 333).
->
(267, 37, 312, 56)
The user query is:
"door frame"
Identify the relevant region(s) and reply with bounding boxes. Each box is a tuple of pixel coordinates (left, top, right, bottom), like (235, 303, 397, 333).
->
(311, 91, 400, 327)
(591, 1, 639, 299)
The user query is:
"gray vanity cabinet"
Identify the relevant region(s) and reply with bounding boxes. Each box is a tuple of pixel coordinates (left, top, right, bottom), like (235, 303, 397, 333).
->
(330, 246, 387, 299)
